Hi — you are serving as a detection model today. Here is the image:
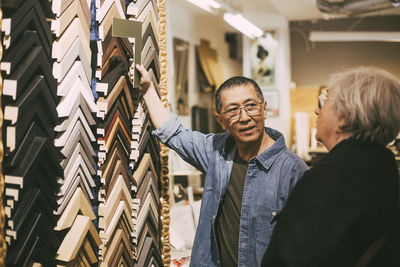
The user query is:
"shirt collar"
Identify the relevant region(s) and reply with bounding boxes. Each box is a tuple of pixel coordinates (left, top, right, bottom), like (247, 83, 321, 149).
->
(256, 127, 286, 170)
(223, 127, 287, 170)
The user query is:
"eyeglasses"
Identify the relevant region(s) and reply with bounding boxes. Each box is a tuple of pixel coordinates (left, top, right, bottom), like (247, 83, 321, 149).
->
(318, 89, 328, 109)
(221, 102, 263, 121)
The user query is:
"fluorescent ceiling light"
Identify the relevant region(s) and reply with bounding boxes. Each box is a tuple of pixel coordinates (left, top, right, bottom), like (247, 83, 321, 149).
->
(208, 0, 221, 9)
(223, 12, 263, 40)
(309, 31, 400, 42)
(186, 0, 221, 13)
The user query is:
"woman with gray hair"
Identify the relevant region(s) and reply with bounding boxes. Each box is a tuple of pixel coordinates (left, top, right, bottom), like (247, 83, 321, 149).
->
(261, 67, 400, 267)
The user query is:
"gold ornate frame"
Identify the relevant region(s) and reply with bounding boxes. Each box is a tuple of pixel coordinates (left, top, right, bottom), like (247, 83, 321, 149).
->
(0, 0, 170, 265)
(0, 1, 8, 264)
(157, 0, 171, 265)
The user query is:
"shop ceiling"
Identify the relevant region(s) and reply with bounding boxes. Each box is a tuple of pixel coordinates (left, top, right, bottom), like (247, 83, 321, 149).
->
(227, 0, 400, 21)
(179, 0, 400, 42)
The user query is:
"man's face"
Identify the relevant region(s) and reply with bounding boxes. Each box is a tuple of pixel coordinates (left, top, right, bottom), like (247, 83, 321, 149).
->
(216, 85, 267, 146)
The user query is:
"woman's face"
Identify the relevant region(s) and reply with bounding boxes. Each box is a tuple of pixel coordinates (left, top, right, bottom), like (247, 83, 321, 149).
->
(314, 89, 344, 151)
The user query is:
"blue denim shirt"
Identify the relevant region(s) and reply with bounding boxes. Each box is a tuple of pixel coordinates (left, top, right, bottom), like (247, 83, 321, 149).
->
(153, 114, 308, 267)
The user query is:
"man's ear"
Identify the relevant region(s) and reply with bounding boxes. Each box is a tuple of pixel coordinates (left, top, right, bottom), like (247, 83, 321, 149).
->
(214, 111, 227, 131)
(263, 102, 267, 120)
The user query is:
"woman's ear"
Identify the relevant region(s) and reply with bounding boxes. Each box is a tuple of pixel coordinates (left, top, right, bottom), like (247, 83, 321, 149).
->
(336, 118, 347, 135)
(214, 111, 227, 131)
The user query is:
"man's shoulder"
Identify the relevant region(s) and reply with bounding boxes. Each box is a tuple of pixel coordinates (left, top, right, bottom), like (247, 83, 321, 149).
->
(278, 147, 309, 171)
(280, 146, 302, 160)
(212, 131, 232, 149)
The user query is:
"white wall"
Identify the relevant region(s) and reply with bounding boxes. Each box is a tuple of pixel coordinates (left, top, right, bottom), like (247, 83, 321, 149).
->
(243, 13, 292, 142)
(166, 0, 242, 123)
(166, 0, 242, 173)
(165, 1, 292, 172)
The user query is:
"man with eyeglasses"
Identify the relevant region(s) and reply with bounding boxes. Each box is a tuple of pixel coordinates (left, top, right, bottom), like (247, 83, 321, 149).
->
(131, 64, 308, 267)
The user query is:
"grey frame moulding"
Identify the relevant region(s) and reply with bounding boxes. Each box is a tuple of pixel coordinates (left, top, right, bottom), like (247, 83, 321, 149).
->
(98, 174, 134, 230)
(2, 0, 54, 17)
(4, 121, 48, 167)
(5, 137, 61, 209)
(6, 93, 58, 153)
(59, 116, 96, 159)
(4, 75, 56, 125)
(55, 101, 95, 134)
(59, 153, 95, 197)
(3, 6, 52, 51)
(3, 46, 56, 101)
(60, 141, 96, 174)
(55, 173, 95, 216)
(2, 0, 53, 47)
(6, 213, 57, 266)
(1, 31, 51, 75)
(55, 108, 96, 147)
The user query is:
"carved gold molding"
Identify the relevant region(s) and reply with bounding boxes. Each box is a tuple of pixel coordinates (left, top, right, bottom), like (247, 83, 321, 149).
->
(0, 1, 8, 264)
(157, 0, 171, 265)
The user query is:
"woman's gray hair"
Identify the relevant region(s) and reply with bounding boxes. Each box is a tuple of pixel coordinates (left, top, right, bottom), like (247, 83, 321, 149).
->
(329, 67, 400, 146)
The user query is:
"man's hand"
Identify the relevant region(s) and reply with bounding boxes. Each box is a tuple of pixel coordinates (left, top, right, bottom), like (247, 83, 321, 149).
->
(129, 63, 151, 95)
(128, 62, 170, 129)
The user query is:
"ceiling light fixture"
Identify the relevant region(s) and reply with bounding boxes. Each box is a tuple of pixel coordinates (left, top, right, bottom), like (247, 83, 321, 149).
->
(208, 0, 221, 9)
(223, 12, 263, 40)
(185, 0, 221, 14)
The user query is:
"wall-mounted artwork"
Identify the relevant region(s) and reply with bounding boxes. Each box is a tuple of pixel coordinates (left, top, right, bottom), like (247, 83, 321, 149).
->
(250, 32, 278, 88)
(173, 38, 189, 115)
(263, 90, 280, 117)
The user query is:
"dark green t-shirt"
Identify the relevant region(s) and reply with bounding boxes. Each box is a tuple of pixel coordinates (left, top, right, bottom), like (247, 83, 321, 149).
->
(215, 152, 248, 266)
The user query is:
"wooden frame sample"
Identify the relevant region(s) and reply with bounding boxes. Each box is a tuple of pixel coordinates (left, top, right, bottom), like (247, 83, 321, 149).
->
(2, 0, 52, 49)
(55, 188, 96, 231)
(3, 46, 56, 101)
(56, 215, 102, 262)
(51, 0, 90, 37)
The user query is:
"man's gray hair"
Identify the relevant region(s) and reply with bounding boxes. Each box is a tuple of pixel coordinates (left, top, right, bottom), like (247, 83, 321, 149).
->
(329, 67, 400, 145)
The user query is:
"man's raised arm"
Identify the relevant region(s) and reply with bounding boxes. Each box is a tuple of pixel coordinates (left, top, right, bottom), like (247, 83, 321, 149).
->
(130, 63, 170, 129)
